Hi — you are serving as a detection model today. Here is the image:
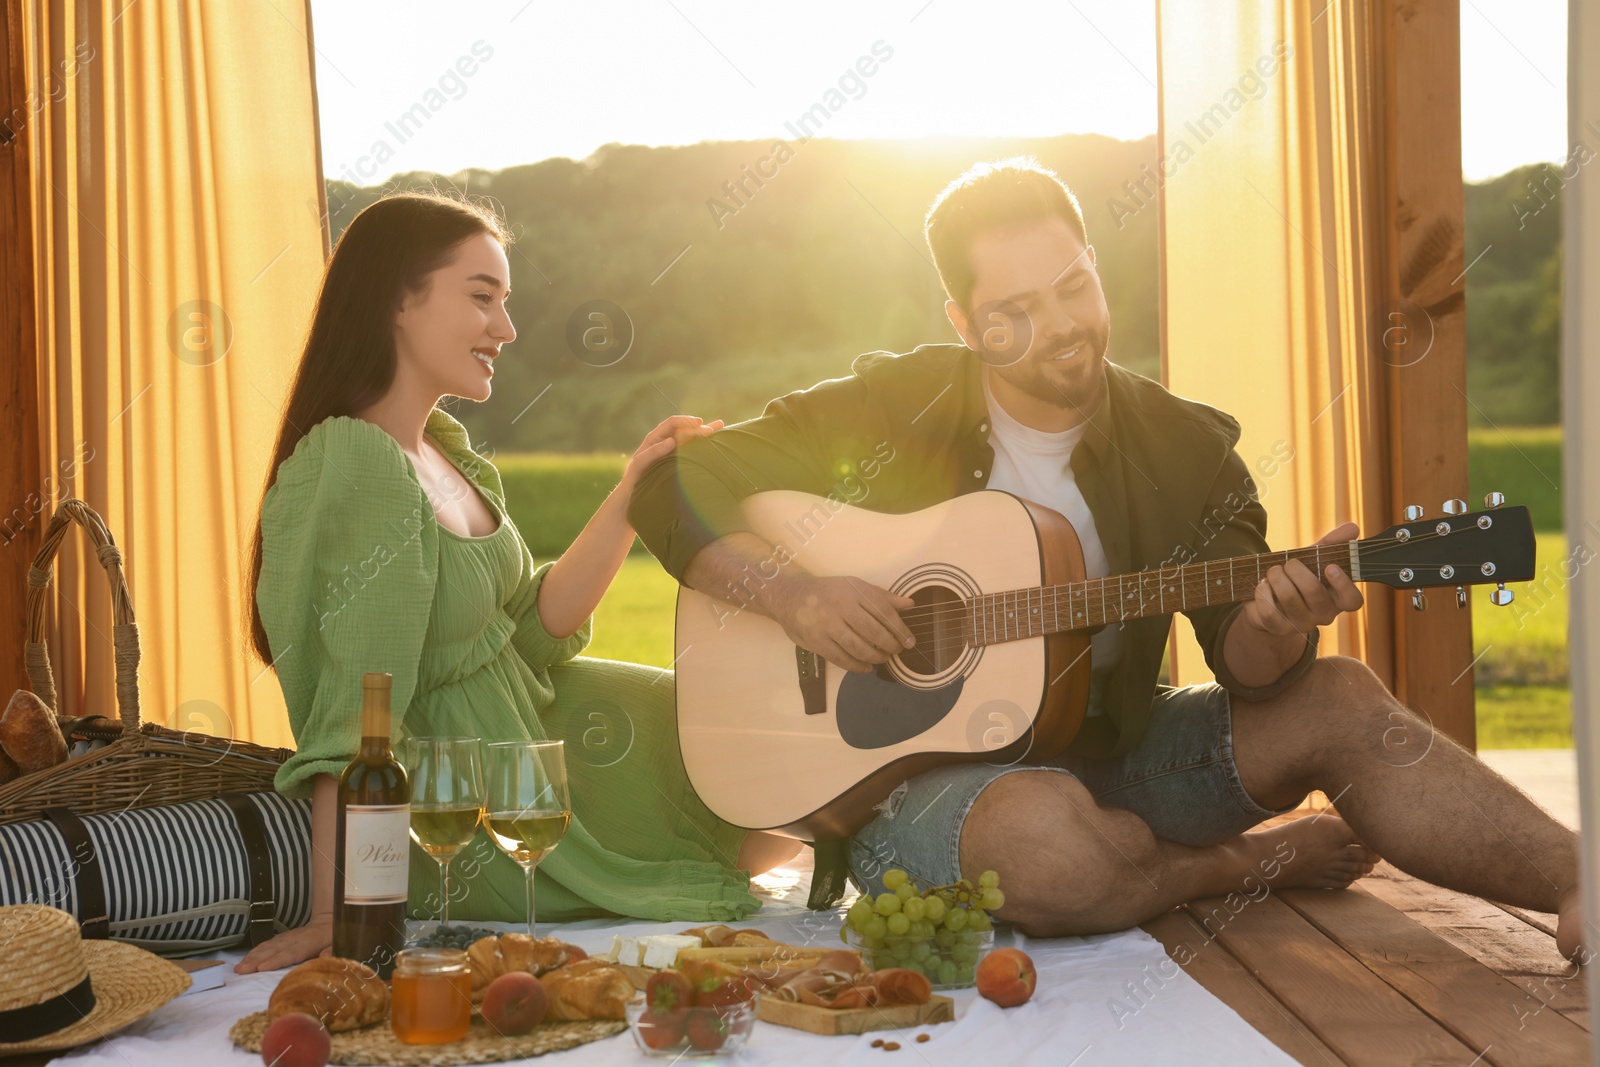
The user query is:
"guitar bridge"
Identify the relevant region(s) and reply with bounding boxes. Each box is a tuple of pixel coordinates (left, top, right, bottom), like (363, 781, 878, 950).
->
(795, 647, 827, 715)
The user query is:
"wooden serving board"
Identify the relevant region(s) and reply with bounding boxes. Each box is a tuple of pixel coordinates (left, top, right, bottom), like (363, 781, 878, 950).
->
(757, 994, 954, 1036)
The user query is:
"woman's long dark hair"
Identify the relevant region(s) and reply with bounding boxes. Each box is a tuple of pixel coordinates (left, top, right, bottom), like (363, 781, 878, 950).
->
(245, 192, 509, 666)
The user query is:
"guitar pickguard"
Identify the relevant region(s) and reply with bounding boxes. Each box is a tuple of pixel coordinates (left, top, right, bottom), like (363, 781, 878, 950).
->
(835, 669, 965, 749)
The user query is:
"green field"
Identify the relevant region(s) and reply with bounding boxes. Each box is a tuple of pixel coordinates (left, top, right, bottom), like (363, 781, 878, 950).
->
(521, 426, 1573, 747)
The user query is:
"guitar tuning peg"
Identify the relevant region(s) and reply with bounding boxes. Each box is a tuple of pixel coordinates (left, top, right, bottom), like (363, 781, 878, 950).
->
(1484, 492, 1506, 509)
(1490, 583, 1514, 607)
(1456, 585, 1467, 608)
(1443, 499, 1467, 515)
(1412, 589, 1428, 611)
(1403, 504, 1425, 522)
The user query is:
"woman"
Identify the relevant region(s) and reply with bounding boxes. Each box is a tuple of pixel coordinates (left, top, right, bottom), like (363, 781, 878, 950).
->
(238, 192, 793, 973)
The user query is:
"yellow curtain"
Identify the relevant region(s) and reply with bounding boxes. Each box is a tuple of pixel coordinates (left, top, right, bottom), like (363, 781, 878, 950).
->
(1156, 0, 1393, 685)
(22, 0, 326, 746)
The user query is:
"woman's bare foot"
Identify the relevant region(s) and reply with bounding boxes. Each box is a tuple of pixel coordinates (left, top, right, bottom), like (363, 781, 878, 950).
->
(1237, 814, 1380, 890)
(737, 830, 803, 876)
(1556, 887, 1590, 964)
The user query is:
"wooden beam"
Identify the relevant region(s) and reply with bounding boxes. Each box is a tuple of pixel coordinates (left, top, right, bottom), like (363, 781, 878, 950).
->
(1376, 0, 1476, 746)
(0, 3, 43, 698)
(1182, 892, 1481, 1063)
(1280, 885, 1590, 1065)
(1143, 908, 1348, 1066)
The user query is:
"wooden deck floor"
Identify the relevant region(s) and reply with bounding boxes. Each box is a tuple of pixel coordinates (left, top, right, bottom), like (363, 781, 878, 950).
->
(1142, 812, 1590, 1066)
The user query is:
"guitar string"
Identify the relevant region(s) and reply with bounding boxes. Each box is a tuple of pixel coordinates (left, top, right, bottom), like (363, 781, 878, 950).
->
(874, 528, 1513, 656)
(890, 527, 1462, 628)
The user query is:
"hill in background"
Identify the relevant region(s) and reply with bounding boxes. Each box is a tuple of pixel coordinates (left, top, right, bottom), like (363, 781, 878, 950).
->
(323, 139, 1561, 453)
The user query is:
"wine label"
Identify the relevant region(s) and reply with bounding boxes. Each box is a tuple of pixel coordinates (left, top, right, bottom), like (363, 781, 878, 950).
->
(343, 803, 410, 904)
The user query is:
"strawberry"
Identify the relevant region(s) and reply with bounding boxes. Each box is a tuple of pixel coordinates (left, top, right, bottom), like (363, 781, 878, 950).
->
(645, 969, 693, 1013)
(685, 1007, 729, 1052)
(637, 1007, 685, 1050)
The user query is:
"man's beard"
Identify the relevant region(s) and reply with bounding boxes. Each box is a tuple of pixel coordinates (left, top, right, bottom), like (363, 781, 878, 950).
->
(995, 329, 1109, 414)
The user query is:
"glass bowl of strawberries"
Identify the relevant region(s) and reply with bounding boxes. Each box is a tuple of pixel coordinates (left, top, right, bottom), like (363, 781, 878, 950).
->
(624, 964, 761, 1057)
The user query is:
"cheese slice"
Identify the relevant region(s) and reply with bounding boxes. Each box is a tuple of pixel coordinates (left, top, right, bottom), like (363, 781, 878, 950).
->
(640, 935, 701, 969)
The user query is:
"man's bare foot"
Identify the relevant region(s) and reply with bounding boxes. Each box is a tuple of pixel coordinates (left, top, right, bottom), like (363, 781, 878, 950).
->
(1236, 814, 1380, 890)
(1556, 887, 1590, 964)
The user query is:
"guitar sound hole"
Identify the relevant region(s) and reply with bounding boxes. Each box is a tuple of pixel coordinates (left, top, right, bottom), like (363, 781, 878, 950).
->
(899, 585, 967, 677)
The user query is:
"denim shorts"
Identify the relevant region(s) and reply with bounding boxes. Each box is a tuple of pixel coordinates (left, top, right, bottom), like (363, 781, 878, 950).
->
(847, 682, 1301, 896)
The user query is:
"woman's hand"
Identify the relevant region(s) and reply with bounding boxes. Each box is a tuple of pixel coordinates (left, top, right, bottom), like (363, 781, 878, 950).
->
(620, 415, 723, 494)
(233, 915, 334, 974)
(537, 414, 724, 639)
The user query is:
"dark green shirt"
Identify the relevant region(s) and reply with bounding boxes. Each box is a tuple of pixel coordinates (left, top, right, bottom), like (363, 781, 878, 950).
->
(628, 343, 1316, 761)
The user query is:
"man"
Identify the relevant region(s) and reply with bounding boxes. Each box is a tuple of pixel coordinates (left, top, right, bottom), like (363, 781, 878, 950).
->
(628, 158, 1586, 959)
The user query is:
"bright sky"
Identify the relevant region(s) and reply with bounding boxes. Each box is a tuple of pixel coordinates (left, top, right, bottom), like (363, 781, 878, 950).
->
(308, 0, 1565, 185)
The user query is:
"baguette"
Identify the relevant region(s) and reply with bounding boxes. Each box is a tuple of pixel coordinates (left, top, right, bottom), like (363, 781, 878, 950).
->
(675, 944, 848, 967)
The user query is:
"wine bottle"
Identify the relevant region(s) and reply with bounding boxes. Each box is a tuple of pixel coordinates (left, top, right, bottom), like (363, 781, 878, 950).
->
(333, 672, 410, 977)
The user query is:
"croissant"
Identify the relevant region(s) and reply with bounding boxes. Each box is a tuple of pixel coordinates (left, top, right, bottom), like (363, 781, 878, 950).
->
(0, 690, 67, 774)
(467, 933, 587, 1000)
(542, 958, 635, 1021)
(267, 957, 389, 1032)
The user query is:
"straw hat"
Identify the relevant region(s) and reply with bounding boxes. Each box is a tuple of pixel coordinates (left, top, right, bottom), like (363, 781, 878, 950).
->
(0, 904, 191, 1054)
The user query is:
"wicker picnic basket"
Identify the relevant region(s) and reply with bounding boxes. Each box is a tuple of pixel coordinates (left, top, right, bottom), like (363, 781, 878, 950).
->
(0, 498, 292, 828)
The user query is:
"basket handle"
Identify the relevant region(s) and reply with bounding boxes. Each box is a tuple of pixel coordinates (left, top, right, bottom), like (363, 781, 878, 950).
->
(23, 498, 141, 730)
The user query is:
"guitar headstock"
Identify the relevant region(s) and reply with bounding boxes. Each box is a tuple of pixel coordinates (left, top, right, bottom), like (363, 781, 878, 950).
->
(1356, 495, 1535, 608)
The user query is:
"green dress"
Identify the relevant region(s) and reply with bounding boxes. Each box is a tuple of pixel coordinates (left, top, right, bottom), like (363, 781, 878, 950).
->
(256, 408, 760, 923)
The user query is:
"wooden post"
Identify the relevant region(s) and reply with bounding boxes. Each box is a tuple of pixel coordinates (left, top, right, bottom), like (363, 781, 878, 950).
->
(0, 4, 43, 699)
(1376, 1, 1476, 748)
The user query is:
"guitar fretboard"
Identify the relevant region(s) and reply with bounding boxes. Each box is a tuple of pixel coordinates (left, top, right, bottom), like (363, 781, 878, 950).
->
(966, 542, 1357, 646)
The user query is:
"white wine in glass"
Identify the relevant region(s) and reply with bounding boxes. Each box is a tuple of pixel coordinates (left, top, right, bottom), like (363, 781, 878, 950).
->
(484, 740, 571, 938)
(403, 737, 484, 929)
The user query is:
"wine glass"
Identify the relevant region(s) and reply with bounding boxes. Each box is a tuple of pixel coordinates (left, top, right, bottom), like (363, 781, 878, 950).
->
(403, 737, 484, 931)
(484, 740, 571, 938)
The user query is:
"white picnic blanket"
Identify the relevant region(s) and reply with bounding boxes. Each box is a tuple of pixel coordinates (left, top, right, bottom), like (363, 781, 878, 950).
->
(49, 857, 1295, 1066)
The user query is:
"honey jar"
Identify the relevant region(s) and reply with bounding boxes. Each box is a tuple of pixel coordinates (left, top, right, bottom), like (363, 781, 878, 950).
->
(390, 946, 472, 1044)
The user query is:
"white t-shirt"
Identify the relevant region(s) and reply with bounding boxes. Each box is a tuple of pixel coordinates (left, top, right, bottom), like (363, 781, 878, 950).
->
(981, 372, 1122, 712)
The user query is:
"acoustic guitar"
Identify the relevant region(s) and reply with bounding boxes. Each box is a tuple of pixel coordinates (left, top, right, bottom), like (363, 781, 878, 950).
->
(673, 490, 1536, 840)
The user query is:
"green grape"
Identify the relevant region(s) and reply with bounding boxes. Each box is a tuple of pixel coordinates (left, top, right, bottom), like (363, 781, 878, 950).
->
(969, 910, 993, 933)
(980, 888, 1005, 911)
(937, 960, 958, 985)
(874, 892, 902, 916)
(882, 868, 910, 890)
(864, 916, 888, 940)
(848, 898, 875, 928)
(902, 897, 926, 922)
(887, 912, 911, 935)
(979, 870, 1000, 889)
(952, 941, 977, 963)
(957, 890, 971, 904)
(910, 920, 935, 937)
(840, 924, 850, 943)
(923, 896, 947, 923)
(957, 962, 975, 984)
(910, 941, 932, 961)
(895, 883, 917, 901)
(889, 940, 912, 961)
(945, 907, 969, 932)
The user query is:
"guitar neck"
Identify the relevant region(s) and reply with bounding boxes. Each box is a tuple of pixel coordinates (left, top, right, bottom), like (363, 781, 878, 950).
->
(967, 542, 1357, 646)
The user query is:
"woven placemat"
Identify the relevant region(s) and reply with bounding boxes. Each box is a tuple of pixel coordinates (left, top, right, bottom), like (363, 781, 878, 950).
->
(229, 1011, 626, 1064)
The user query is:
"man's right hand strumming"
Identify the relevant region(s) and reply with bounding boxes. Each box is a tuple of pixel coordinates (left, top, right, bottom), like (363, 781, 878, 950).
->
(683, 533, 916, 674)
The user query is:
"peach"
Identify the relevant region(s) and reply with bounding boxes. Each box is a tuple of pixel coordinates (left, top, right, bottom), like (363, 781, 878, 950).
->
(260, 1012, 331, 1067)
(975, 948, 1036, 1008)
(482, 971, 548, 1035)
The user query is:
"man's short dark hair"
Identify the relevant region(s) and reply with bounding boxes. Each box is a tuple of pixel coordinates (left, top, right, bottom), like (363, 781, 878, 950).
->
(924, 157, 1089, 310)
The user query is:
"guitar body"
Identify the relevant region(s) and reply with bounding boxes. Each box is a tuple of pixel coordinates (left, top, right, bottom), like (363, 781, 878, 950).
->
(675, 490, 1090, 840)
